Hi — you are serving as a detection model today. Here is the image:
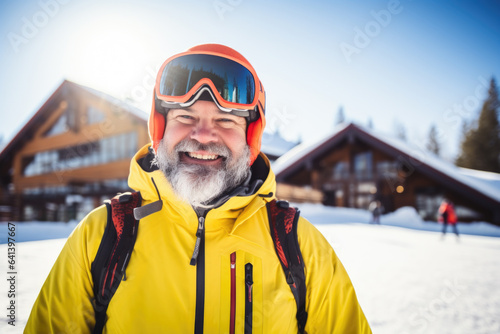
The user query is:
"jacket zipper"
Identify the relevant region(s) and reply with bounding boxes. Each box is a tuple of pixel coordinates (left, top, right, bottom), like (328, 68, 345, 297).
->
(190, 216, 205, 266)
(230, 252, 237, 334)
(191, 216, 206, 334)
(245, 263, 253, 334)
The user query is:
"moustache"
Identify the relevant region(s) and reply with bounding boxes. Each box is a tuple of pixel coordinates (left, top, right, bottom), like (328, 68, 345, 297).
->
(174, 139, 232, 159)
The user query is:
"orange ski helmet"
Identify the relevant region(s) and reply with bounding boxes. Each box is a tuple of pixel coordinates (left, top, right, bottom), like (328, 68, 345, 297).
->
(148, 44, 266, 165)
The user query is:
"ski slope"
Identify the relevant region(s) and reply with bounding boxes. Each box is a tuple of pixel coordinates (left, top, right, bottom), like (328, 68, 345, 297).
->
(1, 206, 499, 333)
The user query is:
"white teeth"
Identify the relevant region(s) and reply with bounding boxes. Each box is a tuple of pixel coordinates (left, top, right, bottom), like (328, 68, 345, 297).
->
(187, 152, 219, 160)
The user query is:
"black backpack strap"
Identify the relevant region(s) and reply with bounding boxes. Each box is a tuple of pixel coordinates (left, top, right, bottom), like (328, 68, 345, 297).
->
(267, 199, 308, 334)
(90, 192, 142, 334)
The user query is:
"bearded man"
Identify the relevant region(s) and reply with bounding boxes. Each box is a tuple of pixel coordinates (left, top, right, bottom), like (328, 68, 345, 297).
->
(26, 44, 371, 334)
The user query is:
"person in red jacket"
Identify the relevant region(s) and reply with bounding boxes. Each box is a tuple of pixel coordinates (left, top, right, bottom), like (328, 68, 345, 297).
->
(438, 198, 459, 237)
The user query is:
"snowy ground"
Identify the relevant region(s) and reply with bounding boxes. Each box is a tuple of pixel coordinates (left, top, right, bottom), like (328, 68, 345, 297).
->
(1, 206, 499, 333)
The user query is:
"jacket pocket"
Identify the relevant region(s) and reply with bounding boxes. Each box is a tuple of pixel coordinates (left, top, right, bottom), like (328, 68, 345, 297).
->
(244, 263, 253, 334)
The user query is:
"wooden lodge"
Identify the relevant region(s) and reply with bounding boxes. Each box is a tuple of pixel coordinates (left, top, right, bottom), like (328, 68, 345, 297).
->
(273, 123, 500, 225)
(0, 80, 149, 222)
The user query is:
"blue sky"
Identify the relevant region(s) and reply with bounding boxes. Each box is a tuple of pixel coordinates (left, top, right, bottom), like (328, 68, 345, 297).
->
(1, 0, 499, 160)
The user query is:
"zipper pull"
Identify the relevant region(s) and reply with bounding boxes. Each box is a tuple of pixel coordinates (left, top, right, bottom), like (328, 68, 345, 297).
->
(231, 252, 236, 268)
(244, 263, 254, 333)
(190, 217, 205, 266)
(245, 263, 253, 303)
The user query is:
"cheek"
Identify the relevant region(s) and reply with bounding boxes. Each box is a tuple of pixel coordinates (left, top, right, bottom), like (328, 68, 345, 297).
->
(163, 123, 190, 151)
(221, 128, 247, 155)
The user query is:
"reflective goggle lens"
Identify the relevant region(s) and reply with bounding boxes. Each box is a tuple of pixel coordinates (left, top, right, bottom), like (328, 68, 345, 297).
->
(159, 54, 256, 105)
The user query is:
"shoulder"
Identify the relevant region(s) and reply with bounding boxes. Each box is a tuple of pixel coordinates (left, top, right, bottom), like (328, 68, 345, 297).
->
(295, 215, 345, 278)
(71, 204, 108, 238)
(296, 216, 334, 255)
(295, 215, 347, 278)
(66, 204, 109, 266)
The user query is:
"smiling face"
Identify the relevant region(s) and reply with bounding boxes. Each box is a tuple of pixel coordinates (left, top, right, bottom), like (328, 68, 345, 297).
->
(153, 100, 252, 207)
(164, 100, 248, 166)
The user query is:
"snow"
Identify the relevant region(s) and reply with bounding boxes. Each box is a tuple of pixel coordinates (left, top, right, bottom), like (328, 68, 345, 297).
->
(0, 239, 66, 332)
(261, 131, 299, 158)
(74, 81, 149, 121)
(0, 221, 79, 243)
(458, 167, 500, 193)
(315, 224, 500, 334)
(1, 206, 500, 333)
(299, 204, 500, 238)
(273, 122, 350, 175)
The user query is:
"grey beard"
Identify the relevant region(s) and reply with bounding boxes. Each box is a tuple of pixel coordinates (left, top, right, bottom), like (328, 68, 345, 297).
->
(152, 139, 251, 208)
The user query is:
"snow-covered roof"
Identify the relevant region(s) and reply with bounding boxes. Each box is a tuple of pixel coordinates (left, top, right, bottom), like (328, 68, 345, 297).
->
(260, 131, 299, 157)
(273, 122, 500, 203)
(273, 122, 351, 174)
(458, 167, 500, 194)
(74, 82, 149, 121)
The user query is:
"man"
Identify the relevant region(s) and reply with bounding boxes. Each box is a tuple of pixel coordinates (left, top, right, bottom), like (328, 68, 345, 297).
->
(26, 44, 371, 333)
(439, 198, 459, 238)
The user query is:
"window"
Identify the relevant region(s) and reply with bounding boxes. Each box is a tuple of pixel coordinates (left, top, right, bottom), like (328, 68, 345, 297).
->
(354, 151, 373, 180)
(45, 113, 68, 137)
(117, 133, 127, 160)
(357, 182, 376, 193)
(376, 161, 398, 179)
(76, 197, 96, 222)
(22, 132, 138, 176)
(332, 161, 350, 180)
(100, 137, 109, 164)
(356, 194, 372, 209)
(23, 205, 35, 220)
(109, 135, 118, 161)
(455, 206, 482, 221)
(87, 106, 105, 124)
(415, 193, 442, 220)
(129, 132, 138, 157)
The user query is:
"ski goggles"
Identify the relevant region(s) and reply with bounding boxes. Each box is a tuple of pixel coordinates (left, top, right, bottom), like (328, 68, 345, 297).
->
(154, 53, 263, 119)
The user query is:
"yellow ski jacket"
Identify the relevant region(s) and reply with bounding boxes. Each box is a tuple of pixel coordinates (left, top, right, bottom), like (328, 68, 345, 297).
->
(25, 145, 371, 333)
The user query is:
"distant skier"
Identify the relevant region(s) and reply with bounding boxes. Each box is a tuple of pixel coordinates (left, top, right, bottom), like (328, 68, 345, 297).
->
(438, 198, 459, 238)
(369, 200, 383, 224)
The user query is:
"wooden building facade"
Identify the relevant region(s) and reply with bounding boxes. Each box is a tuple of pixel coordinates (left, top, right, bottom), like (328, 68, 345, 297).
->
(0, 80, 149, 222)
(274, 123, 500, 225)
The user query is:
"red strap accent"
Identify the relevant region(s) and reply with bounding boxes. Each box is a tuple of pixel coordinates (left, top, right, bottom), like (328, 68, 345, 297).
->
(283, 209, 295, 234)
(110, 263, 118, 290)
(272, 221, 288, 268)
(248, 285, 253, 303)
(268, 200, 298, 268)
(109, 194, 140, 242)
(230, 252, 236, 334)
(101, 271, 110, 296)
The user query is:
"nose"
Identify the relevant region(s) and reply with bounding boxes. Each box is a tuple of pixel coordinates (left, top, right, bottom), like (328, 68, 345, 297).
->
(190, 119, 218, 144)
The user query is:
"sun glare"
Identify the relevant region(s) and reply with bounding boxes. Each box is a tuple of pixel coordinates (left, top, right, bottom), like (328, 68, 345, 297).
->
(66, 15, 154, 100)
